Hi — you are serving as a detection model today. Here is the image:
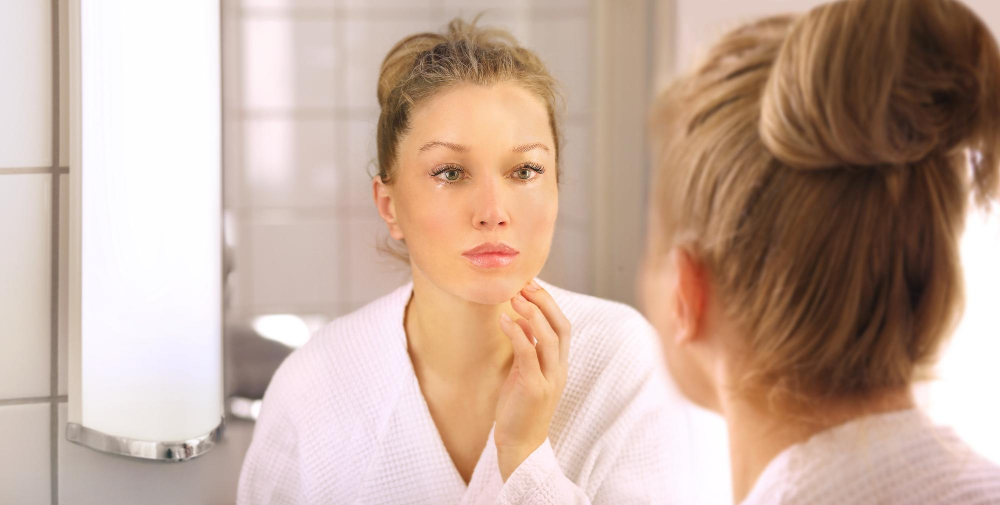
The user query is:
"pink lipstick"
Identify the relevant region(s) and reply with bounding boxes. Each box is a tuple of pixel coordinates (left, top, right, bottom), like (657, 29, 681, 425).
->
(462, 242, 519, 268)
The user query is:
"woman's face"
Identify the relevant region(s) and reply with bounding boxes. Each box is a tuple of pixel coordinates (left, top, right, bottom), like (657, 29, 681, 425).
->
(377, 83, 559, 305)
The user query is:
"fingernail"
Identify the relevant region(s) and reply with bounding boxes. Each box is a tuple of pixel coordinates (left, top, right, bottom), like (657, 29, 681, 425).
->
(515, 293, 528, 303)
(500, 312, 512, 323)
(524, 280, 540, 292)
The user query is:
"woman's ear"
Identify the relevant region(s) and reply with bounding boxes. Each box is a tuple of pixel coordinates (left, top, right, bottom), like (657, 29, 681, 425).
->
(671, 247, 708, 345)
(373, 176, 405, 240)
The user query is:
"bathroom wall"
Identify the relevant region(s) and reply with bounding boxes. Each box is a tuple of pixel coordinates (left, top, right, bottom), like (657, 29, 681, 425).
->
(0, 0, 66, 502)
(0, 1, 257, 504)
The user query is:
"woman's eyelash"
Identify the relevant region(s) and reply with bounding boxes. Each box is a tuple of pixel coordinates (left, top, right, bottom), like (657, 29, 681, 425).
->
(429, 162, 545, 184)
(429, 164, 463, 177)
(511, 162, 545, 182)
(517, 162, 545, 174)
(429, 164, 466, 183)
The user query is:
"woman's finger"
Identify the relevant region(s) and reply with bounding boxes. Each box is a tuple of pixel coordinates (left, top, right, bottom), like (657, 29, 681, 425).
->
(510, 292, 560, 378)
(520, 280, 572, 367)
(499, 312, 542, 381)
(514, 318, 535, 346)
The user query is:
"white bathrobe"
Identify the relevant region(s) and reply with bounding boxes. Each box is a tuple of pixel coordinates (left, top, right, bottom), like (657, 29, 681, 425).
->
(237, 280, 697, 504)
(742, 409, 1000, 505)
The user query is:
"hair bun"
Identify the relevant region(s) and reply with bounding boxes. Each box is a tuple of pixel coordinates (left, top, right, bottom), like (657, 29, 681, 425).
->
(759, 0, 1000, 184)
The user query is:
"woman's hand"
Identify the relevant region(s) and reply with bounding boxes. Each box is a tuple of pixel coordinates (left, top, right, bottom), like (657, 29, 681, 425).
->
(495, 279, 572, 481)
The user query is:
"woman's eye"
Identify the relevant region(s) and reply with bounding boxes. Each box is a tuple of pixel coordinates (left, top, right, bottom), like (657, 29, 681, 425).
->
(432, 167, 464, 182)
(515, 168, 534, 180)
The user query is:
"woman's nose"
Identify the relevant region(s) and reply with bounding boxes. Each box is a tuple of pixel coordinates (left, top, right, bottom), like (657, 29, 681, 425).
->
(473, 180, 510, 231)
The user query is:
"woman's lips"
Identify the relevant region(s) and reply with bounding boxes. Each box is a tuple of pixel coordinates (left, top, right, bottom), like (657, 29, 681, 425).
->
(462, 242, 519, 268)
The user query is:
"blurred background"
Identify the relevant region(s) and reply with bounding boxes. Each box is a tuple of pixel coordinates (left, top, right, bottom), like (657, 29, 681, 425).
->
(1, 0, 998, 504)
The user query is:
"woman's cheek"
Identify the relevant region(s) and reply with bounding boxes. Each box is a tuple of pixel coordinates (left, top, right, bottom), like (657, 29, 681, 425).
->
(407, 197, 462, 243)
(521, 197, 558, 266)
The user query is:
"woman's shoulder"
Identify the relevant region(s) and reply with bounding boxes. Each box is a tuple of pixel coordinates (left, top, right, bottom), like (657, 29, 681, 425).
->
(260, 283, 414, 418)
(750, 410, 1000, 505)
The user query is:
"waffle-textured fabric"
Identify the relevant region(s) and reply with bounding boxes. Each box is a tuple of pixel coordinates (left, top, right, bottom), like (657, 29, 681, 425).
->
(742, 409, 1000, 505)
(237, 280, 697, 504)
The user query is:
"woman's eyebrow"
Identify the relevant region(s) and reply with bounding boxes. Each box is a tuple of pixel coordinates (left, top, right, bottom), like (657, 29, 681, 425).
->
(419, 140, 468, 153)
(417, 141, 550, 154)
(512, 142, 550, 153)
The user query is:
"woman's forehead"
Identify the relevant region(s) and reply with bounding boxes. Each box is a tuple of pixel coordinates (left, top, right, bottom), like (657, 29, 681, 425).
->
(404, 83, 554, 145)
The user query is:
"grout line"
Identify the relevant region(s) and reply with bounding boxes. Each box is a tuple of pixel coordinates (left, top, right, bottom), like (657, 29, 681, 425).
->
(220, 0, 228, 417)
(334, 0, 351, 305)
(0, 166, 69, 175)
(237, 0, 252, 316)
(50, 0, 61, 503)
(0, 396, 66, 407)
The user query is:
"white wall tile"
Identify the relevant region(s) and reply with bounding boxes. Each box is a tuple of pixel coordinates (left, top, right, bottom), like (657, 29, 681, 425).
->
(346, 211, 412, 307)
(0, 0, 52, 168)
(343, 17, 442, 110)
(244, 0, 334, 8)
(557, 121, 593, 228)
(0, 175, 52, 400)
(243, 119, 340, 208)
(243, 216, 343, 308)
(440, 0, 558, 10)
(222, 4, 243, 210)
(242, 18, 338, 110)
(522, 14, 592, 116)
(0, 404, 51, 505)
(540, 223, 592, 294)
(224, 111, 245, 210)
(343, 114, 380, 209)
(58, 174, 68, 396)
(58, 0, 68, 167)
(58, 403, 255, 505)
(343, 0, 434, 11)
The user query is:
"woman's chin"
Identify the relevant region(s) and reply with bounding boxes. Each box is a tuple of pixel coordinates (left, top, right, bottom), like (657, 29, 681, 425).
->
(458, 275, 533, 306)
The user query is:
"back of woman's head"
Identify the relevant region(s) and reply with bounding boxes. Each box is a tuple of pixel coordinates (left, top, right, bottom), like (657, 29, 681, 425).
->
(651, 0, 1000, 400)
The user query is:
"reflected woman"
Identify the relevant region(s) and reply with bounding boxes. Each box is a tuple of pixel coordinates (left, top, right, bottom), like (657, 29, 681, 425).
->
(642, 0, 1000, 503)
(239, 19, 688, 504)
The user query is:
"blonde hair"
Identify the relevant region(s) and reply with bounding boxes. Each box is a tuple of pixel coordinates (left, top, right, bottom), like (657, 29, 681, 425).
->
(650, 0, 1000, 399)
(375, 17, 562, 184)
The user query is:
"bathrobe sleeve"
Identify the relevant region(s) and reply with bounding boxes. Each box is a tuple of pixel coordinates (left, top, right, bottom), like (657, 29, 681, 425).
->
(236, 395, 305, 505)
(495, 367, 679, 505)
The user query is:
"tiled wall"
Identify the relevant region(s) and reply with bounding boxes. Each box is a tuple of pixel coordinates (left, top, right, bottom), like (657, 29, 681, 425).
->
(226, 0, 597, 330)
(0, 1, 254, 504)
(1, 0, 66, 502)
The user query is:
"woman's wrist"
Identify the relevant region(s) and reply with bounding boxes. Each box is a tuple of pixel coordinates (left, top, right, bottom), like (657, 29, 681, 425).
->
(497, 442, 542, 482)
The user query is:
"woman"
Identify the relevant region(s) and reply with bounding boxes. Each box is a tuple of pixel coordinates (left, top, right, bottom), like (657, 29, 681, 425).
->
(641, 0, 1000, 503)
(238, 19, 688, 504)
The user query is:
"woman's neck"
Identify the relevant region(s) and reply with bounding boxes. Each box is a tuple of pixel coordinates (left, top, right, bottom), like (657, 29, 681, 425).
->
(404, 269, 516, 382)
(721, 385, 915, 504)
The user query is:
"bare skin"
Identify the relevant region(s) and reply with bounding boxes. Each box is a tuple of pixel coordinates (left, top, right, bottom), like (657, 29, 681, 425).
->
(374, 83, 571, 484)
